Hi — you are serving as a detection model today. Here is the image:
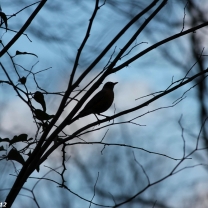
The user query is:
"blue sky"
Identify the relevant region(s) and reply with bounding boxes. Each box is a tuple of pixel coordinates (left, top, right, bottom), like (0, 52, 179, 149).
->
(1, 1, 208, 207)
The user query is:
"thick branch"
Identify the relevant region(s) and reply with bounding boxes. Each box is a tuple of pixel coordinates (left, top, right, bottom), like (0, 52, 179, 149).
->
(112, 21, 208, 73)
(38, 68, 208, 167)
(0, 0, 47, 57)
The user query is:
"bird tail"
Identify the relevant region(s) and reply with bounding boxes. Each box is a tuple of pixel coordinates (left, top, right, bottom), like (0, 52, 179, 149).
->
(67, 114, 79, 125)
(77, 109, 91, 118)
(66, 109, 91, 125)
(66, 110, 86, 125)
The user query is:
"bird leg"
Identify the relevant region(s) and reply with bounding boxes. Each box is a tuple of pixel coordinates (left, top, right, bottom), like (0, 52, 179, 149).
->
(94, 114, 101, 124)
(98, 114, 111, 122)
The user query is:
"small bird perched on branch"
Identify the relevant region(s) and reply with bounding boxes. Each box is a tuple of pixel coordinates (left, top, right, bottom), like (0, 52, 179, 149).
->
(78, 82, 118, 120)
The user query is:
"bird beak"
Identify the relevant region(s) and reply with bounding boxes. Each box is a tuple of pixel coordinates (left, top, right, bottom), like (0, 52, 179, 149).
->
(114, 82, 118, 85)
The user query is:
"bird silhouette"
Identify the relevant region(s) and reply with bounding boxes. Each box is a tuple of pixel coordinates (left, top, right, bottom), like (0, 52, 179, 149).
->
(78, 82, 118, 120)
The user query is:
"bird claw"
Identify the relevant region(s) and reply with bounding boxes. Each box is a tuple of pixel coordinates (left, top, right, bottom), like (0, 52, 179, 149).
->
(98, 114, 111, 122)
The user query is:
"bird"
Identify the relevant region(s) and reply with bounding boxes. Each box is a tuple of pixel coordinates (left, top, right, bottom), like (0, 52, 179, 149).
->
(78, 82, 118, 120)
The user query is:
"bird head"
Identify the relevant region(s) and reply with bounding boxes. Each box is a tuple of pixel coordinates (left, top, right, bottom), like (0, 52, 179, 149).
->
(103, 82, 118, 90)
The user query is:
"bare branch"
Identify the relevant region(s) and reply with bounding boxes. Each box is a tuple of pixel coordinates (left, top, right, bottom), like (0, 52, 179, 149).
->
(89, 172, 99, 208)
(0, 0, 47, 57)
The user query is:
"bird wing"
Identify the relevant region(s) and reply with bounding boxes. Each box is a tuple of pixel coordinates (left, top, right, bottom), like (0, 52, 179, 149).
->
(83, 90, 104, 110)
(78, 90, 106, 117)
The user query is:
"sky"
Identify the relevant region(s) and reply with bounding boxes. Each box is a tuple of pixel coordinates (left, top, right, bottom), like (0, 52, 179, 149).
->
(1, 1, 208, 207)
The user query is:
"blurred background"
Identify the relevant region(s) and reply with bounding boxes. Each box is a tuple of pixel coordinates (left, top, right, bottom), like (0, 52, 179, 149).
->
(0, 0, 208, 207)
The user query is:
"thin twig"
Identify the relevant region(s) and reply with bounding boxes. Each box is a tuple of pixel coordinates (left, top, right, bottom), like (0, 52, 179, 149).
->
(89, 172, 99, 208)
(0, 0, 47, 57)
